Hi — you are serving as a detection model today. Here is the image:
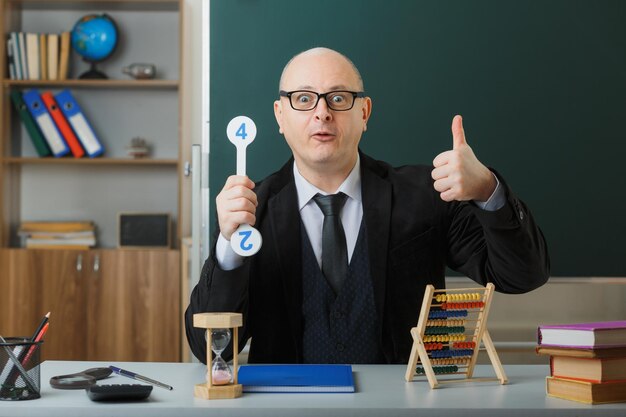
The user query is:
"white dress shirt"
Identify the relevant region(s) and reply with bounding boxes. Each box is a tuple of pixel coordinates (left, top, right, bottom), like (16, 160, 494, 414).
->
(216, 155, 505, 271)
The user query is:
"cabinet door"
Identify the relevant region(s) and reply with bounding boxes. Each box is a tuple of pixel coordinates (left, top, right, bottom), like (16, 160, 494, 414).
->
(37, 250, 88, 361)
(0, 249, 88, 361)
(87, 249, 180, 362)
(0, 249, 42, 339)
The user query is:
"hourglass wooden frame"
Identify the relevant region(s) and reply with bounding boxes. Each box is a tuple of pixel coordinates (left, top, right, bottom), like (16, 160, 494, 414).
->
(193, 312, 243, 399)
(404, 283, 507, 389)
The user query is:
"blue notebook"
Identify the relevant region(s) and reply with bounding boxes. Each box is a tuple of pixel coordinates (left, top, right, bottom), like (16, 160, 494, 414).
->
(238, 364, 355, 393)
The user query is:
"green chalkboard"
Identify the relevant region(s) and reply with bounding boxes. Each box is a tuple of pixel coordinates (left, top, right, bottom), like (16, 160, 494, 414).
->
(210, 0, 626, 276)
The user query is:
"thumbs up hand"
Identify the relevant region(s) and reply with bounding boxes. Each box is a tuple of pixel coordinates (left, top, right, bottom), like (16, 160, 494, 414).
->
(432, 115, 496, 202)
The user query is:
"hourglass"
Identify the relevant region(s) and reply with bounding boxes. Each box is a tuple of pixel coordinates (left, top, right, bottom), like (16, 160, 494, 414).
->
(210, 328, 232, 385)
(193, 312, 243, 399)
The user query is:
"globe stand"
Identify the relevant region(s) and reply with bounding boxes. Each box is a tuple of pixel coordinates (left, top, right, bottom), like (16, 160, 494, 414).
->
(79, 60, 108, 79)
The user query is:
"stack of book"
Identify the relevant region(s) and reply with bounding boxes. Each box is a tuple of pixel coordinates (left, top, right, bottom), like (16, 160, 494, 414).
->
(537, 320, 626, 404)
(18, 221, 97, 249)
(11, 89, 104, 158)
(6, 31, 71, 81)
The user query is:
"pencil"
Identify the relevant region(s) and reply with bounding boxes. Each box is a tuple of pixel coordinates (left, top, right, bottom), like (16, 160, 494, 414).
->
(31, 312, 50, 342)
(21, 322, 48, 367)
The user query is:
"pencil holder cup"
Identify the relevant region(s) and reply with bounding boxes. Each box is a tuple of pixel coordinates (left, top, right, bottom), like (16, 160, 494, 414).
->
(0, 337, 43, 401)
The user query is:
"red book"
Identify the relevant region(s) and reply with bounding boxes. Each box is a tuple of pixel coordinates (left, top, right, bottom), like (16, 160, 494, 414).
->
(41, 92, 85, 157)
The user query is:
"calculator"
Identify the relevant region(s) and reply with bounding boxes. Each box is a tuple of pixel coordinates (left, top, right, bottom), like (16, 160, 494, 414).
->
(86, 384, 152, 401)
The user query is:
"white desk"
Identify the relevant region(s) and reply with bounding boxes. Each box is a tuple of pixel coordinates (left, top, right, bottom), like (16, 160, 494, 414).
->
(0, 361, 624, 417)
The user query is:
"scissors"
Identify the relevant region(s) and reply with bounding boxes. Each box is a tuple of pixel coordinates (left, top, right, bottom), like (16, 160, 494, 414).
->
(50, 367, 112, 389)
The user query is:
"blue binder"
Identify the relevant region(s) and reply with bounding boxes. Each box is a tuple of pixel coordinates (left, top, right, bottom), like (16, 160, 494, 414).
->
(22, 89, 69, 157)
(238, 364, 355, 393)
(55, 89, 104, 157)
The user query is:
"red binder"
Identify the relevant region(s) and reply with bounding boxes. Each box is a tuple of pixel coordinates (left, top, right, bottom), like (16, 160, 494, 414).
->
(41, 92, 85, 158)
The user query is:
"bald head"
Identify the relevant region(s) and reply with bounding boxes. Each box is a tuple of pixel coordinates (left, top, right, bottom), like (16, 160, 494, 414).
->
(278, 47, 364, 92)
(273, 47, 372, 190)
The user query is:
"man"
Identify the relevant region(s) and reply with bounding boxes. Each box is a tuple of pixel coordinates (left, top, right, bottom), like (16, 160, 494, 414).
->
(186, 47, 549, 364)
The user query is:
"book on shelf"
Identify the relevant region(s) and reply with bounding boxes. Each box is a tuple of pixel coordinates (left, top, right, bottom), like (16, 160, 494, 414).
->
(10, 90, 52, 157)
(20, 230, 95, 239)
(550, 356, 626, 383)
(25, 236, 96, 248)
(39, 33, 48, 81)
(237, 364, 355, 393)
(19, 221, 95, 233)
(58, 32, 70, 80)
(47, 34, 59, 81)
(538, 321, 626, 349)
(18, 33, 28, 82)
(25, 243, 93, 250)
(546, 376, 626, 404)
(25, 33, 39, 80)
(8, 32, 22, 80)
(19, 221, 96, 249)
(7, 38, 16, 80)
(5, 32, 69, 81)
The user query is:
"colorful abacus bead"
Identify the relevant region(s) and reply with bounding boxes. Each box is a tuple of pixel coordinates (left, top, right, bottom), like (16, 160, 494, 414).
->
(433, 365, 458, 375)
(452, 341, 476, 349)
(416, 366, 458, 375)
(428, 309, 468, 319)
(431, 358, 469, 365)
(424, 343, 444, 351)
(430, 349, 474, 359)
(425, 326, 466, 335)
(423, 334, 467, 343)
(454, 301, 483, 310)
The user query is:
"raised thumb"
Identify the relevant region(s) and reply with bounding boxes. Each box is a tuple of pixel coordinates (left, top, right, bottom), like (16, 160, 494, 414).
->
(452, 115, 467, 149)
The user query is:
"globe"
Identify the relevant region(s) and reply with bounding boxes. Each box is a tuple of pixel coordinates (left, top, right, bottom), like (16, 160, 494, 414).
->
(71, 14, 119, 79)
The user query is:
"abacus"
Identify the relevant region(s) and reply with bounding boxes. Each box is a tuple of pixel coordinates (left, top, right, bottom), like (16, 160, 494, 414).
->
(404, 282, 507, 388)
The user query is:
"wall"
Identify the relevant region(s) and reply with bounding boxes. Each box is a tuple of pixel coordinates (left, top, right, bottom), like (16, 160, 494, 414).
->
(448, 278, 626, 364)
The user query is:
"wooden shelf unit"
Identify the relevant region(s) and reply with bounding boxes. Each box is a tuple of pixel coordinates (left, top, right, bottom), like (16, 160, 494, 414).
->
(0, 0, 187, 362)
(3, 79, 179, 88)
(0, 0, 185, 248)
(2, 157, 179, 165)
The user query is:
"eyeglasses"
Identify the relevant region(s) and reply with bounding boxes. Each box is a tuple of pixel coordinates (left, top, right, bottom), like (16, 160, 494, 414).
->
(279, 90, 365, 111)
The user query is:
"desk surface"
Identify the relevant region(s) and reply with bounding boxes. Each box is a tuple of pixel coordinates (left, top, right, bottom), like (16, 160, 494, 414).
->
(0, 361, 624, 417)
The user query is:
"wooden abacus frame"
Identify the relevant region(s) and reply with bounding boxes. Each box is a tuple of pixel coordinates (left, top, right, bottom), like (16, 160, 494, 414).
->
(404, 282, 508, 388)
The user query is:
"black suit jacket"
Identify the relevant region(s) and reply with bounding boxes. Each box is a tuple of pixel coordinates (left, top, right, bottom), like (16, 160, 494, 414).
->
(186, 151, 549, 364)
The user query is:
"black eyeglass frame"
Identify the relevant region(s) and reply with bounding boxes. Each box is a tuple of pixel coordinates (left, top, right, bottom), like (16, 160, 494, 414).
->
(279, 90, 365, 111)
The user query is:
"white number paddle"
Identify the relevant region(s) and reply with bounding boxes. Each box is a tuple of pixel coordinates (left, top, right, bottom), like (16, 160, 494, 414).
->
(226, 116, 262, 256)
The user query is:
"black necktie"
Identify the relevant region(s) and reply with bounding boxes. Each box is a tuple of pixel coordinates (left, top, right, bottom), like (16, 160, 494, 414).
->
(313, 192, 348, 295)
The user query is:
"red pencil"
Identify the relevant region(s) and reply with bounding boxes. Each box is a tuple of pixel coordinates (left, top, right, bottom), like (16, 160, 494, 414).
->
(21, 322, 49, 367)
